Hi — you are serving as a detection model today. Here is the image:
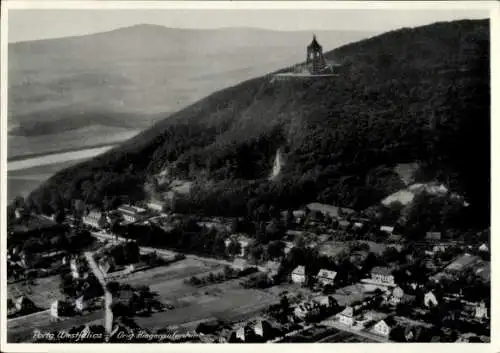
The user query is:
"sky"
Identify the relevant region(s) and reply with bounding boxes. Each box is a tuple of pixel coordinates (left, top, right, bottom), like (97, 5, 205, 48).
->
(8, 8, 490, 43)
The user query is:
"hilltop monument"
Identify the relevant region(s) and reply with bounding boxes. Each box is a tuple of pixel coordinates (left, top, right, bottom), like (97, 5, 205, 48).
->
(272, 34, 337, 82)
(306, 34, 327, 74)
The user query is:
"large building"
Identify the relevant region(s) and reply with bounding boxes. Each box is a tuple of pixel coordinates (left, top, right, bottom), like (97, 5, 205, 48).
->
(117, 205, 147, 223)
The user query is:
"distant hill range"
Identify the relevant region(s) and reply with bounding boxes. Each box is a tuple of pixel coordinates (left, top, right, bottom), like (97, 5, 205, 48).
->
(9, 24, 374, 136)
(27, 19, 489, 228)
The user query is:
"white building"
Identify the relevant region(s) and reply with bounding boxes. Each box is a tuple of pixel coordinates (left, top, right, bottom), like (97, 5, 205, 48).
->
(371, 319, 393, 337)
(479, 243, 489, 252)
(70, 258, 80, 279)
(147, 200, 164, 213)
(75, 296, 87, 312)
(293, 301, 319, 319)
(336, 306, 355, 326)
(370, 267, 395, 286)
(82, 210, 105, 228)
(380, 225, 395, 235)
(117, 205, 147, 223)
(424, 291, 438, 308)
(291, 265, 306, 284)
(474, 301, 488, 320)
(316, 269, 337, 286)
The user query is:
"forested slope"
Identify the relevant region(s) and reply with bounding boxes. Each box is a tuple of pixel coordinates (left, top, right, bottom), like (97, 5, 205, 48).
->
(27, 19, 490, 228)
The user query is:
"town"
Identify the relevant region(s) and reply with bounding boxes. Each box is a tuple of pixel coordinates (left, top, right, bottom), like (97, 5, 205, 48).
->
(6, 180, 490, 343)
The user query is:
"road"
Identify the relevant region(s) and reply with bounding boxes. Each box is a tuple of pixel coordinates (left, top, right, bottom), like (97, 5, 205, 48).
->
(84, 251, 113, 335)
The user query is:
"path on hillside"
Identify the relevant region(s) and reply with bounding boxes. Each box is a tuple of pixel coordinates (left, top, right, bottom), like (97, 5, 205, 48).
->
(84, 251, 113, 336)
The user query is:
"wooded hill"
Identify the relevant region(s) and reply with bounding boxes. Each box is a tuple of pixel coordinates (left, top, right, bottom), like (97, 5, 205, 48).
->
(27, 19, 490, 228)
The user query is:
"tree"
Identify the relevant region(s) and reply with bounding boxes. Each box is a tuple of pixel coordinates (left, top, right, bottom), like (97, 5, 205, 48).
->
(382, 246, 400, 264)
(380, 201, 404, 224)
(230, 218, 240, 233)
(294, 234, 307, 249)
(285, 209, 295, 228)
(248, 243, 265, 262)
(280, 295, 290, 313)
(12, 196, 25, 209)
(267, 241, 285, 260)
(265, 219, 281, 239)
(212, 234, 227, 256)
(55, 208, 66, 224)
(106, 281, 121, 295)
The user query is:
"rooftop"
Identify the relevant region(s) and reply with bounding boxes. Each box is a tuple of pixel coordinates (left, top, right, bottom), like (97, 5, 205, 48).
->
(292, 265, 306, 276)
(117, 205, 147, 215)
(317, 269, 337, 280)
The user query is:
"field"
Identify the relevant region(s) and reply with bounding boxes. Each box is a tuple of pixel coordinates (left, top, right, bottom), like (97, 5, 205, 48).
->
(8, 274, 62, 309)
(120, 258, 306, 332)
(318, 240, 402, 258)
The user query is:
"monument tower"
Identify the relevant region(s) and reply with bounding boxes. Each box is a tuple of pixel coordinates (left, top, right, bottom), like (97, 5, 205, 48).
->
(306, 34, 326, 74)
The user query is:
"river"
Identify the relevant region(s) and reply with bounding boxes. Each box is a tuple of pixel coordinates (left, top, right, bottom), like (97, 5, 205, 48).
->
(7, 145, 115, 200)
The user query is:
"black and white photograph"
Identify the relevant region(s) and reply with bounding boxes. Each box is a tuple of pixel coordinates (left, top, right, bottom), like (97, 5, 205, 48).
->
(1, 0, 496, 348)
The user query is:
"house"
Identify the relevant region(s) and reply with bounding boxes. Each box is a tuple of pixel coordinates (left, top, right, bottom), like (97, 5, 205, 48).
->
(82, 210, 106, 229)
(117, 204, 147, 223)
(478, 243, 489, 252)
(70, 258, 82, 279)
(253, 319, 274, 339)
(336, 306, 355, 326)
(146, 199, 164, 213)
(313, 295, 337, 309)
(50, 300, 72, 320)
(74, 295, 87, 312)
(291, 265, 306, 284)
(98, 257, 115, 275)
(380, 226, 394, 235)
(293, 301, 320, 319)
(387, 287, 415, 306)
(432, 244, 448, 253)
(371, 318, 395, 338)
(387, 286, 404, 305)
(424, 291, 438, 308)
(370, 267, 395, 286)
(353, 222, 364, 230)
(235, 324, 254, 342)
(14, 296, 36, 312)
(474, 301, 488, 320)
(425, 232, 442, 241)
(124, 264, 135, 274)
(316, 269, 337, 286)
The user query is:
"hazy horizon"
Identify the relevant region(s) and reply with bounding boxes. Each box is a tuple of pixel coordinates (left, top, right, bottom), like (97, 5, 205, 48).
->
(8, 9, 489, 43)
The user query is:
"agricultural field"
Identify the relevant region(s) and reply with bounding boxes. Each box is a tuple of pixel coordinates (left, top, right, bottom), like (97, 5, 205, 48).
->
(8, 274, 62, 309)
(119, 258, 308, 332)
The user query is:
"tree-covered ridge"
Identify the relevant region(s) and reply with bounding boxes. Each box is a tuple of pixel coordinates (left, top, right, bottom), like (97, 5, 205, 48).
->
(27, 19, 489, 227)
